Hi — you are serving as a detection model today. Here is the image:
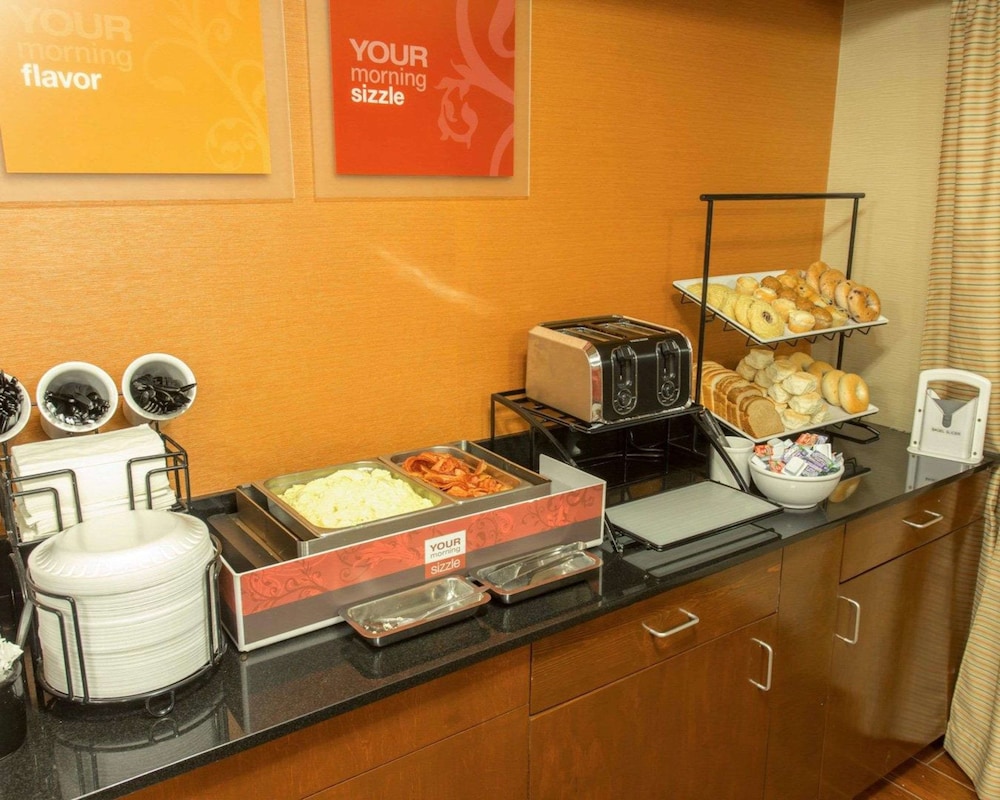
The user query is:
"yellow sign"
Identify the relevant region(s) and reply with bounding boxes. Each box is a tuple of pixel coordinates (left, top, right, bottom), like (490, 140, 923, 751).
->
(0, 1, 271, 174)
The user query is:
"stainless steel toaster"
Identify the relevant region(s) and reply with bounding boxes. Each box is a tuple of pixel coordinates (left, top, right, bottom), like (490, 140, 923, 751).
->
(525, 315, 693, 423)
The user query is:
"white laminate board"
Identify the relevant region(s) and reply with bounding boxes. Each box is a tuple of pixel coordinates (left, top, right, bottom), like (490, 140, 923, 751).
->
(605, 482, 781, 549)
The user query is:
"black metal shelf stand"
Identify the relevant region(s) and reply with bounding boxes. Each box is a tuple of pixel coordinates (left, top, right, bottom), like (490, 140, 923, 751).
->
(694, 192, 880, 444)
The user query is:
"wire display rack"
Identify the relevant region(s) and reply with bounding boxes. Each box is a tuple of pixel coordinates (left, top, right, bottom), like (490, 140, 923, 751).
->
(0, 429, 225, 714)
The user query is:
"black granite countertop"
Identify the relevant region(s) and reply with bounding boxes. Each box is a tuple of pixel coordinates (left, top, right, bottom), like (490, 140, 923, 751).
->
(0, 426, 993, 800)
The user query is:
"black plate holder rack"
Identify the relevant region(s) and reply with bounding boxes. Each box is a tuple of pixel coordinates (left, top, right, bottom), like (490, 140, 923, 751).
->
(0, 430, 213, 714)
(23, 537, 225, 716)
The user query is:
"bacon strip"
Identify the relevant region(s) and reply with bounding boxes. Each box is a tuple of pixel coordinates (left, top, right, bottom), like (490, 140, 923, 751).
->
(401, 452, 512, 497)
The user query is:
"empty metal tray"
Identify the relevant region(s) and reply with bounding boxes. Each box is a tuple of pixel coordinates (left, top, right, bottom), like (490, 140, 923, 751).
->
(341, 576, 489, 647)
(471, 542, 601, 604)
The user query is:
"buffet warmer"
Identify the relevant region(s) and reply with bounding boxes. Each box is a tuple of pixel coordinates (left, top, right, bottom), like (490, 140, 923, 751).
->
(210, 450, 605, 652)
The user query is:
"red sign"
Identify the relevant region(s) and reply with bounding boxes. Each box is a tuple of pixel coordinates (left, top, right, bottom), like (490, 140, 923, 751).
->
(329, 0, 515, 177)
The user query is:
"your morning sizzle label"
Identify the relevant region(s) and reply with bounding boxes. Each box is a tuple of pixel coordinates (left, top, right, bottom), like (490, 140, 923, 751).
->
(424, 530, 467, 578)
(0, 1, 271, 174)
(329, 0, 515, 177)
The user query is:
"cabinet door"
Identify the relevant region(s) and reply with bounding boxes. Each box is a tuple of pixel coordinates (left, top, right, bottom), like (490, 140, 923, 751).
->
(312, 709, 527, 800)
(820, 521, 981, 800)
(530, 615, 776, 800)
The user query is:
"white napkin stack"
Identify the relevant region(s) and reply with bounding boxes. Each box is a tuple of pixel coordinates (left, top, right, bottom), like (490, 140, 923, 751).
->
(0, 637, 22, 678)
(10, 425, 177, 541)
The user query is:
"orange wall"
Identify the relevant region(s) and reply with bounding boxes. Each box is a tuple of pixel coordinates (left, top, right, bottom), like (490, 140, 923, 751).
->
(3, 0, 843, 497)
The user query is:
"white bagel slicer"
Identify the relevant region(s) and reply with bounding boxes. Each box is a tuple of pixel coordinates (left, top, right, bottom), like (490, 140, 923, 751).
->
(908, 368, 991, 464)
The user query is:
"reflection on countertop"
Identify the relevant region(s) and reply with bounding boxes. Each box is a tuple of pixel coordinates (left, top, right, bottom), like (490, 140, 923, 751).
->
(0, 426, 992, 800)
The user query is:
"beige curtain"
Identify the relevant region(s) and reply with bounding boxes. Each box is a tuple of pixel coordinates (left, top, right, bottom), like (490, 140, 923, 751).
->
(929, 1, 1000, 796)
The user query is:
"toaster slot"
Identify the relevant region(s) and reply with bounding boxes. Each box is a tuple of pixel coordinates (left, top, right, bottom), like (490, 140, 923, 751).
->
(595, 320, 666, 339)
(556, 326, 621, 343)
(611, 345, 639, 416)
(656, 339, 683, 408)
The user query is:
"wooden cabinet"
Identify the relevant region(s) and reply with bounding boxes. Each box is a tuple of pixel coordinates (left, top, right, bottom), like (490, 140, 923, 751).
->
(529, 551, 780, 800)
(120, 468, 988, 800)
(763, 525, 845, 800)
(819, 473, 987, 800)
(530, 549, 781, 713)
(126, 648, 530, 800)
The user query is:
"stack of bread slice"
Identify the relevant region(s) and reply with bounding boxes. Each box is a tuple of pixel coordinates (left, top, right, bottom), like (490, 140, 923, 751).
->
(701, 360, 783, 439)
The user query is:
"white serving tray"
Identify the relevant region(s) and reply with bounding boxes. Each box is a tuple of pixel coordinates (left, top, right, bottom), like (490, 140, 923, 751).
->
(674, 270, 888, 344)
(711, 402, 879, 444)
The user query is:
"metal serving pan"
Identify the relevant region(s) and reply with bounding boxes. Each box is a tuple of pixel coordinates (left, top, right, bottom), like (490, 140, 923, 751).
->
(381, 441, 550, 512)
(341, 576, 489, 647)
(253, 460, 456, 555)
(470, 542, 602, 604)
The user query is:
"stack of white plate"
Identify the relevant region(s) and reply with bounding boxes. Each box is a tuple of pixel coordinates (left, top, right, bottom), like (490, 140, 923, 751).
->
(27, 510, 216, 700)
(11, 425, 178, 541)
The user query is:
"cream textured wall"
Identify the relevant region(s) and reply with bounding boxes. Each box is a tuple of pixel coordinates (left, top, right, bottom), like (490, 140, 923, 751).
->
(818, 0, 952, 431)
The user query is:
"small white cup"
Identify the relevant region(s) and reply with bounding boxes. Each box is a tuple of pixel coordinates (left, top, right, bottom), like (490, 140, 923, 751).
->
(36, 362, 119, 438)
(121, 354, 197, 426)
(0, 377, 32, 445)
(709, 435, 755, 489)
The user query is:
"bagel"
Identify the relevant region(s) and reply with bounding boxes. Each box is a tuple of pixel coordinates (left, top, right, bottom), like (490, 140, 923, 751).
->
(795, 282, 819, 303)
(819, 269, 846, 302)
(821, 369, 846, 405)
(787, 309, 815, 334)
(736, 276, 759, 296)
(747, 300, 785, 339)
(754, 286, 778, 303)
(734, 294, 755, 326)
(834, 279, 855, 310)
(807, 360, 836, 380)
(847, 285, 882, 323)
(786, 351, 814, 370)
(811, 307, 834, 330)
(720, 290, 740, 318)
(772, 297, 797, 321)
(760, 276, 782, 292)
(829, 307, 849, 328)
(706, 283, 732, 309)
(839, 373, 870, 414)
(778, 273, 800, 290)
(806, 261, 829, 292)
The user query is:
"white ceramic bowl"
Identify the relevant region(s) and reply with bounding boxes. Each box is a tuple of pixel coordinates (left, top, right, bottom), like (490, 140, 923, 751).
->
(0, 378, 32, 444)
(121, 353, 197, 426)
(36, 361, 118, 438)
(749, 457, 842, 509)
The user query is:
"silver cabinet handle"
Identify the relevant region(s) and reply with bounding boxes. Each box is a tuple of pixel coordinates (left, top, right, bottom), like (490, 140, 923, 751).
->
(836, 596, 861, 645)
(749, 638, 774, 691)
(642, 608, 700, 639)
(902, 510, 944, 529)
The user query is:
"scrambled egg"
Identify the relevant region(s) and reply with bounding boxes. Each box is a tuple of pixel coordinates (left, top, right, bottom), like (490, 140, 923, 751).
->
(280, 467, 433, 529)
